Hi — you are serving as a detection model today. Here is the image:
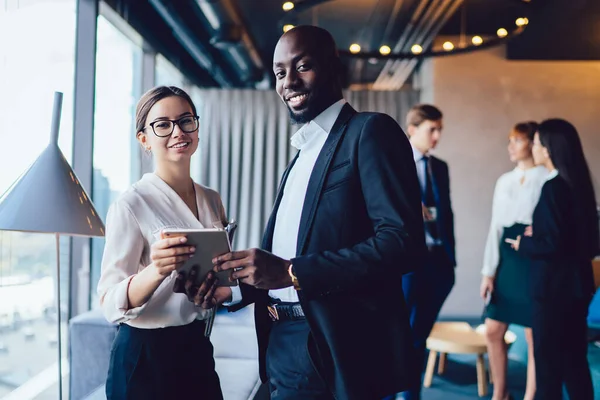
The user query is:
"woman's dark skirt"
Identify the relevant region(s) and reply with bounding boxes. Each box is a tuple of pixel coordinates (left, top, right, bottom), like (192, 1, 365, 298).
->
(106, 319, 223, 400)
(485, 223, 533, 327)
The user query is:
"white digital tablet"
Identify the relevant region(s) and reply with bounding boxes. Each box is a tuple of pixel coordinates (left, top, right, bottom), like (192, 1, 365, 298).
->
(162, 228, 238, 287)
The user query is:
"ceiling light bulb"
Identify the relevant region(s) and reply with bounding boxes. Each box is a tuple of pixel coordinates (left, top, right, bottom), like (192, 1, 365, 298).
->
(283, 24, 294, 33)
(411, 44, 423, 54)
(442, 41, 454, 51)
(282, 2, 294, 11)
(515, 17, 528, 27)
(497, 28, 508, 38)
(472, 36, 483, 46)
(379, 45, 391, 56)
(349, 43, 361, 54)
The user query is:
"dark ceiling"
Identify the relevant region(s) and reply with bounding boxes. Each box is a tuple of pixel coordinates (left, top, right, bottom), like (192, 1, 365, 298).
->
(103, 0, 597, 90)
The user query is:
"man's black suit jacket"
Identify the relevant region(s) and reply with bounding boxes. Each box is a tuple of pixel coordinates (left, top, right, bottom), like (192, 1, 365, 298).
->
(428, 155, 456, 266)
(229, 104, 426, 400)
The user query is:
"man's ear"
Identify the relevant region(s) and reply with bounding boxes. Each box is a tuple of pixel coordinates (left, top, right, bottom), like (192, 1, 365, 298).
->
(407, 124, 416, 138)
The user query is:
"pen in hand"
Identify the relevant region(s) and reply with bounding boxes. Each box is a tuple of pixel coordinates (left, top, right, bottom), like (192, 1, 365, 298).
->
(224, 218, 238, 243)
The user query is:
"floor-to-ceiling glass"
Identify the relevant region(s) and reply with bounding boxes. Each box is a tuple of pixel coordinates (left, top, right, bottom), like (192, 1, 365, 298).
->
(90, 14, 141, 308)
(0, 0, 76, 398)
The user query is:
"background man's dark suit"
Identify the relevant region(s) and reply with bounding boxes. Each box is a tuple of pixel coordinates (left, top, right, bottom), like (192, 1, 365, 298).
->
(230, 104, 426, 400)
(428, 155, 456, 266)
(400, 153, 456, 400)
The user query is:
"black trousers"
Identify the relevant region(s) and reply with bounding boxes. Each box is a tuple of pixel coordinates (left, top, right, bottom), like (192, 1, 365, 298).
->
(397, 247, 455, 400)
(533, 298, 593, 400)
(106, 319, 223, 400)
(266, 318, 334, 400)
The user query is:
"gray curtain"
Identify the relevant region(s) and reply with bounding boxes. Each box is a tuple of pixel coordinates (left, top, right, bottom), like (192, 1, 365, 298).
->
(344, 89, 420, 130)
(194, 89, 419, 250)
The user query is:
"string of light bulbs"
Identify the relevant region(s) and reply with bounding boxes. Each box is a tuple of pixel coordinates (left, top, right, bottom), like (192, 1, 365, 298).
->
(279, 0, 533, 60)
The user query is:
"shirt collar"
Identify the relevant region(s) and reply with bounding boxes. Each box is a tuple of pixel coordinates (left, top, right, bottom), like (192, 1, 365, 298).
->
(513, 165, 548, 176)
(411, 145, 428, 162)
(546, 169, 559, 181)
(290, 99, 346, 150)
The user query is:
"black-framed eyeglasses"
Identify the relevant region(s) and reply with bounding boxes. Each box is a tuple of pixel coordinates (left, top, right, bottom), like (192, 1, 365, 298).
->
(145, 115, 200, 137)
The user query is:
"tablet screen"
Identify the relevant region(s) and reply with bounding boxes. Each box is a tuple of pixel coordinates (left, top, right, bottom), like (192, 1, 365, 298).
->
(162, 228, 238, 287)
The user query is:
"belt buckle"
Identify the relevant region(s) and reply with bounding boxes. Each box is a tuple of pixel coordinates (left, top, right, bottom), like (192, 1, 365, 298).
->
(267, 305, 279, 321)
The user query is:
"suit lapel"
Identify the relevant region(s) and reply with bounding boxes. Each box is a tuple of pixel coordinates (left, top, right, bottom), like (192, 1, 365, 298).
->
(261, 152, 300, 251)
(296, 104, 356, 256)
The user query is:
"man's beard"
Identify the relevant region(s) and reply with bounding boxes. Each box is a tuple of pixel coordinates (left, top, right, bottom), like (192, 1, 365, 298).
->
(287, 105, 315, 125)
(287, 88, 332, 125)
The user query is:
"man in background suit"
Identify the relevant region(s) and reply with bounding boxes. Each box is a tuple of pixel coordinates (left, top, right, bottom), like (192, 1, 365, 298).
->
(212, 25, 426, 400)
(400, 104, 456, 400)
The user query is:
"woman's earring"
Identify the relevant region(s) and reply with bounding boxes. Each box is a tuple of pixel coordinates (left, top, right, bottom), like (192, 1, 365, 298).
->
(145, 146, 151, 155)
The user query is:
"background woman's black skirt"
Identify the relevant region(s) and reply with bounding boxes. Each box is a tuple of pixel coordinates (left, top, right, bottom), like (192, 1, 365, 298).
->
(485, 223, 533, 327)
(106, 319, 223, 400)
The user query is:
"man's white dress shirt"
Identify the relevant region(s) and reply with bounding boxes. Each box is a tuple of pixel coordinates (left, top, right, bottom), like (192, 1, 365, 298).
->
(229, 99, 346, 304)
(411, 145, 442, 247)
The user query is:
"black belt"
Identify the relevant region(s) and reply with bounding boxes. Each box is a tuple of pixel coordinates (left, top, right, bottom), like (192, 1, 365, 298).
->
(267, 302, 305, 322)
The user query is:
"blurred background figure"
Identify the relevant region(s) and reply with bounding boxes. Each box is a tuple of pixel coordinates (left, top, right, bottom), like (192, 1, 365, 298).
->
(508, 119, 598, 400)
(398, 104, 456, 400)
(480, 121, 547, 400)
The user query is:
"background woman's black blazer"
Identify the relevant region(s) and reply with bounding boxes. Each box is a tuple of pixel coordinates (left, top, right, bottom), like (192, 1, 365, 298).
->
(520, 175, 597, 301)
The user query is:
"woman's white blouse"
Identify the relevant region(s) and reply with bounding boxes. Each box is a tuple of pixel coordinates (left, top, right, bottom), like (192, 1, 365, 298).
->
(481, 166, 548, 277)
(97, 173, 227, 328)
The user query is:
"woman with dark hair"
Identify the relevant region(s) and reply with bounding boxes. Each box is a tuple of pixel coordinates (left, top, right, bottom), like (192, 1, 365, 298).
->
(481, 121, 547, 400)
(97, 86, 226, 399)
(508, 118, 598, 400)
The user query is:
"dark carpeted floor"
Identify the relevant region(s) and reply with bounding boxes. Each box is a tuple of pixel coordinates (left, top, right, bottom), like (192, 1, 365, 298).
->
(416, 353, 526, 400)
(397, 343, 600, 400)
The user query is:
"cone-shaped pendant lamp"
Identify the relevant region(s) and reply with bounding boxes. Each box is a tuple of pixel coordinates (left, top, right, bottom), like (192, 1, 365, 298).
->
(0, 93, 105, 236)
(0, 92, 105, 399)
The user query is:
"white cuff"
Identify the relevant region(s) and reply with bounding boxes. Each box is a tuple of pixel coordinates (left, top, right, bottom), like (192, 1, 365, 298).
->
(480, 266, 497, 277)
(105, 276, 148, 323)
(222, 285, 242, 306)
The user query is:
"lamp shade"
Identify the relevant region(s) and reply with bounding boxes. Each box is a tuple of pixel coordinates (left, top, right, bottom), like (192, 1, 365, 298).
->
(0, 92, 105, 237)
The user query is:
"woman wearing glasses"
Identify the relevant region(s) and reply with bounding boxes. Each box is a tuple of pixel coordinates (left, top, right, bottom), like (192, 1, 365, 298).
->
(508, 119, 597, 400)
(98, 86, 226, 399)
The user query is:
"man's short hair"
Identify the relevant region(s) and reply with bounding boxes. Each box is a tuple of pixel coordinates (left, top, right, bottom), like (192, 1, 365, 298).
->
(406, 104, 443, 127)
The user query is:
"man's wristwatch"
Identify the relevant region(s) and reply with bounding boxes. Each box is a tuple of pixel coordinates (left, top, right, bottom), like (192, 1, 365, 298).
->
(288, 264, 301, 290)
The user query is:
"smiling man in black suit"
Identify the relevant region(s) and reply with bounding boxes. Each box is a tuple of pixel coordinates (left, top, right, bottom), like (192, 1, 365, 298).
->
(213, 25, 426, 400)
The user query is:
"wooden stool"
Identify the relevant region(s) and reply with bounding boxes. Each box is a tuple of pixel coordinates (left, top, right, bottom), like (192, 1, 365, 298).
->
(424, 322, 489, 397)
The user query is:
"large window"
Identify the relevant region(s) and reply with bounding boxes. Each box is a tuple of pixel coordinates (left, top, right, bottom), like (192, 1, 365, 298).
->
(0, 0, 76, 398)
(155, 54, 187, 88)
(90, 14, 142, 307)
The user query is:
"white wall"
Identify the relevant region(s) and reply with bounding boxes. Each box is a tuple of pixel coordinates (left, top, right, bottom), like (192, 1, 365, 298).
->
(424, 45, 600, 317)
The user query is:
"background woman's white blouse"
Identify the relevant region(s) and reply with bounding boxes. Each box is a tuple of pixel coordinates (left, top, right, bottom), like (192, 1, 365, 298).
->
(481, 166, 548, 277)
(97, 173, 227, 328)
